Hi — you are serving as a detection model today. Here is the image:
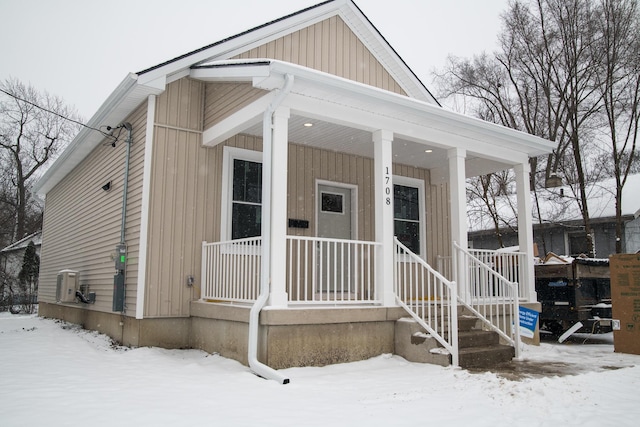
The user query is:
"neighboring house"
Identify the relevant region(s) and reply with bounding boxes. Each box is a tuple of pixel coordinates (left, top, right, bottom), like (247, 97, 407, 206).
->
(469, 174, 640, 257)
(0, 232, 42, 306)
(0, 232, 42, 278)
(627, 210, 640, 253)
(33, 0, 554, 379)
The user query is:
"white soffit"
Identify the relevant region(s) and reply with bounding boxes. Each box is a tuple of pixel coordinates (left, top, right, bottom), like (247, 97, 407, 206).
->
(33, 75, 164, 195)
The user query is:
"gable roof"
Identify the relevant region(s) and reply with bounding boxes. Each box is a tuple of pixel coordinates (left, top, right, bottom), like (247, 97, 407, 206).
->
(34, 0, 441, 196)
(0, 231, 42, 254)
(33, 0, 555, 197)
(135, 0, 438, 104)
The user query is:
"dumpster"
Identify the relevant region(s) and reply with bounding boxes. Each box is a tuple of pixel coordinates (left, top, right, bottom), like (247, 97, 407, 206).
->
(535, 257, 612, 335)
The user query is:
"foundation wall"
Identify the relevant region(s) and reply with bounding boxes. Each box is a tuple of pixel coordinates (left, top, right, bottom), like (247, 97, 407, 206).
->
(39, 302, 190, 349)
(40, 301, 408, 368)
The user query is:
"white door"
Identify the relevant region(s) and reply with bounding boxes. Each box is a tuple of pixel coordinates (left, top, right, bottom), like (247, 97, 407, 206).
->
(317, 184, 353, 293)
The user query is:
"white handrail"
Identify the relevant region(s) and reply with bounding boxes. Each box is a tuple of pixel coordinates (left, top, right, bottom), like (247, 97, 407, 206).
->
(453, 242, 521, 358)
(394, 238, 459, 366)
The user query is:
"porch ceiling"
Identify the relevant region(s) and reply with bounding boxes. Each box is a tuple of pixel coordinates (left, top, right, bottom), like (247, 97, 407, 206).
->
(194, 59, 555, 175)
(243, 115, 451, 170)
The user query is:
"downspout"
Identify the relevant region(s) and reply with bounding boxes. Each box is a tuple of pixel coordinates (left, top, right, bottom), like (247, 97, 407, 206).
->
(248, 73, 294, 384)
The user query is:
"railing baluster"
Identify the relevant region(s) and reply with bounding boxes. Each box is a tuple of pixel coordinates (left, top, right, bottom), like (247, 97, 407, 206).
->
(454, 243, 521, 359)
(393, 237, 457, 363)
(202, 236, 381, 305)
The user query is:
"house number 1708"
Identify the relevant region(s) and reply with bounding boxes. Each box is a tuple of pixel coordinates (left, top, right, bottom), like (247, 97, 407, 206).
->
(385, 167, 391, 205)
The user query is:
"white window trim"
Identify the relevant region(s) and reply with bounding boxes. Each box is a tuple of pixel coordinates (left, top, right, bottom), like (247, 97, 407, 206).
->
(393, 175, 426, 260)
(221, 146, 263, 242)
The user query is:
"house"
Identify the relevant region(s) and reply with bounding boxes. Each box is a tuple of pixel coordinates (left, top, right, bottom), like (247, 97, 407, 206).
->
(1, 231, 42, 308)
(33, 0, 554, 381)
(468, 174, 640, 257)
(0, 231, 42, 279)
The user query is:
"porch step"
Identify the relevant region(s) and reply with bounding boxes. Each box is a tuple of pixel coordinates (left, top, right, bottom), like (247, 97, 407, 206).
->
(458, 330, 498, 348)
(458, 344, 516, 369)
(395, 316, 515, 370)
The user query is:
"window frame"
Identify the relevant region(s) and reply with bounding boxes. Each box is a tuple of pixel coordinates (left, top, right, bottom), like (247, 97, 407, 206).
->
(393, 175, 426, 258)
(221, 146, 263, 242)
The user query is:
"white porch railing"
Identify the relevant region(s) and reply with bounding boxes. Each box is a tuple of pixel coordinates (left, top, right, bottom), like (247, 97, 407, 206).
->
(201, 236, 380, 304)
(286, 236, 380, 304)
(200, 237, 520, 361)
(201, 237, 262, 303)
(453, 242, 521, 358)
(394, 238, 459, 366)
(467, 248, 528, 301)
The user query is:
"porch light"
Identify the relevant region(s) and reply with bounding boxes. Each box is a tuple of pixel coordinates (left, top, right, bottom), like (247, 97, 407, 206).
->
(303, 122, 313, 127)
(545, 172, 563, 188)
(424, 149, 433, 153)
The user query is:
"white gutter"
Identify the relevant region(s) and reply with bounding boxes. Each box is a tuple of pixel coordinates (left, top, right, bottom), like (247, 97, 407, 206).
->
(248, 73, 294, 385)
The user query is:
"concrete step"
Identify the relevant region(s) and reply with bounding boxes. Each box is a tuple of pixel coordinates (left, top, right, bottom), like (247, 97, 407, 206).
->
(458, 344, 515, 369)
(458, 330, 499, 349)
(395, 316, 516, 370)
(458, 315, 479, 332)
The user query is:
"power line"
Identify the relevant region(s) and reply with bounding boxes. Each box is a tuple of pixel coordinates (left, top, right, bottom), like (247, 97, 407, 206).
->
(0, 87, 116, 142)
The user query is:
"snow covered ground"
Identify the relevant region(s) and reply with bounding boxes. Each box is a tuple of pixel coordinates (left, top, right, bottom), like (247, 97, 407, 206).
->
(1, 313, 639, 426)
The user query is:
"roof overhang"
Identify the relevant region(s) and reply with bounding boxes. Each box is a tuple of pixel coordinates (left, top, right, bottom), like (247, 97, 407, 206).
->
(33, 74, 165, 196)
(196, 59, 555, 169)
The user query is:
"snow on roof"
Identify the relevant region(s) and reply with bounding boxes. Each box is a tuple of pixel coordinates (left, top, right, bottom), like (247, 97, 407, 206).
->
(468, 174, 640, 232)
(0, 231, 42, 253)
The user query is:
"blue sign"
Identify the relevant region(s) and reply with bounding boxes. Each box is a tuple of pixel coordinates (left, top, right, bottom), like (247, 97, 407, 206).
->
(519, 306, 539, 339)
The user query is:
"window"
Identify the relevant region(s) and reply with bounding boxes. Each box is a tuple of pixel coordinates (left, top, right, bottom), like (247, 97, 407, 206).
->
(393, 178, 424, 256)
(232, 159, 262, 239)
(222, 147, 263, 240)
(321, 192, 344, 214)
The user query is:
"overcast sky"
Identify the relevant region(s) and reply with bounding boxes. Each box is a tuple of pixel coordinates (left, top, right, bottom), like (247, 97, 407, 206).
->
(0, 0, 508, 119)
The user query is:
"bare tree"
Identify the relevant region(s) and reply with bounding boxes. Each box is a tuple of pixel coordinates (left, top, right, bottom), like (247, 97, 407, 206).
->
(436, 0, 639, 256)
(467, 171, 518, 248)
(592, 0, 640, 253)
(0, 78, 80, 245)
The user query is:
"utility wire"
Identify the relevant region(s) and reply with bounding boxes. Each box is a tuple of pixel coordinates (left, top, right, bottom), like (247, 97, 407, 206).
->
(0, 87, 117, 142)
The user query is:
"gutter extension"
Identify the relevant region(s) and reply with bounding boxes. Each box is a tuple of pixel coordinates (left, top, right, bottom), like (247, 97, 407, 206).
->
(248, 73, 294, 385)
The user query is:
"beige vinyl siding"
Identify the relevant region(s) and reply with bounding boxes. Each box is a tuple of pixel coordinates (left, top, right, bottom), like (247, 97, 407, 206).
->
(287, 144, 376, 242)
(428, 182, 452, 265)
(39, 103, 148, 315)
(203, 83, 267, 129)
(144, 126, 265, 317)
(143, 76, 447, 317)
(234, 16, 407, 96)
(145, 78, 209, 318)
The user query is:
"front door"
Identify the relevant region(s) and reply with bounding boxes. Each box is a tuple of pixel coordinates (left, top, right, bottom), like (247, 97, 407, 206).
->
(317, 184, 354, 293)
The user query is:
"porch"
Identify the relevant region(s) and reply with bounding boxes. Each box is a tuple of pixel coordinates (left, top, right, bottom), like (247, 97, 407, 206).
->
(189, 60, 553, 379)
(200, 236, 531, 367)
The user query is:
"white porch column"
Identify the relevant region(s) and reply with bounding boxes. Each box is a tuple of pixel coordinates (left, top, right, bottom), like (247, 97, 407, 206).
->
(373, 129, 395, 306)
(515, 162, 536, 302)
(448, 148, 467, 297)
(267, 106, 290, 306)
